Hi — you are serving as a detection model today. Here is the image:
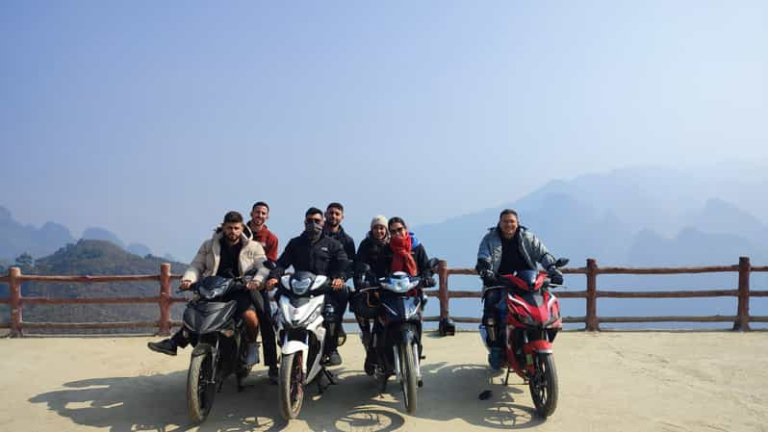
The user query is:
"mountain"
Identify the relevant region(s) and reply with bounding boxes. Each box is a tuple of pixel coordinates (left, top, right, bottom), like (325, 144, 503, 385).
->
(0, 206, 76, 260)
(82, 227, 126, 249)
(1, 240, 188, 333)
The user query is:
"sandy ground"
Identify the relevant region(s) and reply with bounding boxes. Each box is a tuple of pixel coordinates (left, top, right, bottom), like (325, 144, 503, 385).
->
(1, 331, 767, 432)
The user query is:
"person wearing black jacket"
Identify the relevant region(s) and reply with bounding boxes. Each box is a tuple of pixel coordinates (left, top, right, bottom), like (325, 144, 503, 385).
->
(324, 202, 356, 260)
(265, 207, 351, 366)
(353, 215, 393, 374)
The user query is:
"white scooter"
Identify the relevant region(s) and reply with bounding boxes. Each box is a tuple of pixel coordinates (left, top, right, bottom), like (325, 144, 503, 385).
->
(274, 271, 335, 420)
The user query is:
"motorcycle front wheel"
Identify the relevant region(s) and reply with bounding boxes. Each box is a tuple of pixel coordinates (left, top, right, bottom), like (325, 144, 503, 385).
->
(529, 352, 558, 419)
(278, 351, 305, 420)
(399, 342, 418, 414)
(187, 345, 216, 423)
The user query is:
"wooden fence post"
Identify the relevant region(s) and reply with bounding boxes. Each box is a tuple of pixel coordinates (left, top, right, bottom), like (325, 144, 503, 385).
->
(586, 258, 599, 331)
(438, 260, 449, 321)
(734, 256, 751, 331)
(157, 263, 172, 336)
(9, 267, 23, 337)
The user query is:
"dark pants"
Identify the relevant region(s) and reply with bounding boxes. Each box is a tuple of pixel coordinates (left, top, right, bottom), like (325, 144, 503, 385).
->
(254, 290, 277, 367)
(322, 286, 350, 355)
(482, 288, 505, 347)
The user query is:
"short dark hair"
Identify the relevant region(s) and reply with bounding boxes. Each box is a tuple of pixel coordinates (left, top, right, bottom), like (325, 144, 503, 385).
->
(499, 209, 519, 220)
(305, 207, 323, 218)
(252, 201, 269, 211)
(388, 216, 407, 229)
(326, 202, 344, 212)
(223, 211, 244, 224)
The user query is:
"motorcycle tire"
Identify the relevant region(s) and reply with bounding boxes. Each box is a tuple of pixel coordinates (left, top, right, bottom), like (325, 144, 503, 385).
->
(529, 352, 558, 419)
(187, 346, 216, 424)
(278, 352, 304, 420)
(399, 342, 418, 414)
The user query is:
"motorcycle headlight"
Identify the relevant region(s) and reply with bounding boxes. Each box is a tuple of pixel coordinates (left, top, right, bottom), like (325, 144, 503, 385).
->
(291, 277, 312, 295)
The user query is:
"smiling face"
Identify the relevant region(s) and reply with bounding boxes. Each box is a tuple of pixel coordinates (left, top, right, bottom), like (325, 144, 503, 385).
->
(499, 213, 519, 239)
(325, 206, 343, 230)
(371, 224, 387, 241)
(250, 205, 269, 229)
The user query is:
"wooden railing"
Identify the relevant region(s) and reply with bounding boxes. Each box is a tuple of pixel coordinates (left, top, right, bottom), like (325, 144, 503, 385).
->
(0, 263, 184, 337)
(431, 256, 768, 331)
(1, 257, 767, 337)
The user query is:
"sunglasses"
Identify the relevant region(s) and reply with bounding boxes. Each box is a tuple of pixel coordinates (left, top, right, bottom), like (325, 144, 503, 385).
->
(306, 218, 322, 224)
(389, 226, 406, 234)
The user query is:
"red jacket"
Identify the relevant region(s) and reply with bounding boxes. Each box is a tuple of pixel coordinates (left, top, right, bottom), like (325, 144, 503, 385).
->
(249, 222, 279, 262)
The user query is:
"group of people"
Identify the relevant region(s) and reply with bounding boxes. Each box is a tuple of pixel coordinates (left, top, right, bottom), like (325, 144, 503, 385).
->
(147, 202, 563, 382)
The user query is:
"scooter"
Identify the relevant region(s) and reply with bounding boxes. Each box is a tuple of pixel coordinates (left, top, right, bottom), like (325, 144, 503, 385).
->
(274, 271, 336, 420)
(180, 274, 256, 423)
(480, 258, 569, 419)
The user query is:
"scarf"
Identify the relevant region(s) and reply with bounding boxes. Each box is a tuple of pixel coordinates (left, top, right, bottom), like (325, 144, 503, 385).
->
(390, 231, 418, 276)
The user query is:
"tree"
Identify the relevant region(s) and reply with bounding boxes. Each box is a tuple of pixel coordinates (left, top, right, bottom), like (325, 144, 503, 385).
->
(14, 252, 34, 272)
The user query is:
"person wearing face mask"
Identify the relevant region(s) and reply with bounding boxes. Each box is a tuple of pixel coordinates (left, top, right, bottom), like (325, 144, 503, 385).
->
(352, 215, 393, 375)
(265, 207, 351, 366)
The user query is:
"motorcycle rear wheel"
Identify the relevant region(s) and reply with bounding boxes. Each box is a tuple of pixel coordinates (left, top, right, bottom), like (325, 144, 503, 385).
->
(529, 352, 558, 419)
(278, 352, 304, 420)
(187, 347, 216, 423)
(399, 342, 418, 414)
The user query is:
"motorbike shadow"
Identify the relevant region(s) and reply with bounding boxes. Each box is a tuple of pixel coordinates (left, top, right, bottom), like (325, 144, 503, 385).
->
(298, 362, 542, 432)
(28, 369, 287, 432)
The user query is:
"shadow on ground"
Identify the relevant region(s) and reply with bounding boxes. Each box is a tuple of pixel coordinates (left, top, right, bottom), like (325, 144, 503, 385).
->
(30, 361, 543, 431)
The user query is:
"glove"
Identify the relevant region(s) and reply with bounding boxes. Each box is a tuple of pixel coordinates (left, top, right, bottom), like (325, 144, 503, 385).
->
(479, 269, 497, 287)
(421, 276, 436, 288)
(548, 267, 564, 285)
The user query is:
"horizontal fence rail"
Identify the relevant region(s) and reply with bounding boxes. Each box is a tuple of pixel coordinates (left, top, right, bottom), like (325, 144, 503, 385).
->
(1, 256, 767, 336)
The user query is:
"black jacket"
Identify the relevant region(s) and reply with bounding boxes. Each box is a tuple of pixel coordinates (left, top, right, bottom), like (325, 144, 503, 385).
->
(324, 226, 356, 263)
(270, 232, 350, 280)
(356, 235, 394, 280)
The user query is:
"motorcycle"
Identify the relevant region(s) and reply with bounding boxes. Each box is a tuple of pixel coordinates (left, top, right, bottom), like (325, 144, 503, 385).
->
(273, 271, 336, 420)
(356, 260, 437, 414)
(180, 274, 258, 423)
(479, 258, 569, 419)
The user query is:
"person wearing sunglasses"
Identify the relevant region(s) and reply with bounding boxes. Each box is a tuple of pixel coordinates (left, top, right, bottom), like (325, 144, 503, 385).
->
(265, 207, 351, 366)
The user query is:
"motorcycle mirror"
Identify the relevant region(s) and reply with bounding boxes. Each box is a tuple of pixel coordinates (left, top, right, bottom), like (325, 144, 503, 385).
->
(555, 258, 570, 268)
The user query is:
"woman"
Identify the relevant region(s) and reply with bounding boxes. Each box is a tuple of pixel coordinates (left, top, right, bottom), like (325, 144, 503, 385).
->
(353, 215, 392, 375)
(387, 216, 432, 280)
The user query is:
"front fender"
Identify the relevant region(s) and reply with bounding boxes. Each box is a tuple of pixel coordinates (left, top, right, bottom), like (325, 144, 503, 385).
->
(281, 340, 308, 356)
(523, 339, 553, 354)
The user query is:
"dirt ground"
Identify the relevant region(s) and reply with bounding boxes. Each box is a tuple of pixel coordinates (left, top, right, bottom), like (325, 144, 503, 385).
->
(1, 331, 766, 432)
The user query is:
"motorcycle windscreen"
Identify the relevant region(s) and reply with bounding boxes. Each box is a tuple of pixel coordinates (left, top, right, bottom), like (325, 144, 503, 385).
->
(183, 300, 238, 334)
(380, 294, 421, 323)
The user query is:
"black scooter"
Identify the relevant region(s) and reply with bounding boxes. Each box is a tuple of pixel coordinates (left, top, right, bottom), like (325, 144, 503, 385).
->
(180, 274, 256, 423)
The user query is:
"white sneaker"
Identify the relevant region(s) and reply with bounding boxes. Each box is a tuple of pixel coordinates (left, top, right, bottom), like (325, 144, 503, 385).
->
(246, 343, 260, 366)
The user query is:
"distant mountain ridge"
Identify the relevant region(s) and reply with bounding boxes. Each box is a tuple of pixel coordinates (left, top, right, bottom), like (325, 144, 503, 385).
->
(415, 167, 768, 268)
(0, 205, 156, 262)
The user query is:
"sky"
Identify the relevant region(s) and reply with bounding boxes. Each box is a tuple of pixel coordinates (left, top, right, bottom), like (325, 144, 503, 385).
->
(1, 1, 766, 260)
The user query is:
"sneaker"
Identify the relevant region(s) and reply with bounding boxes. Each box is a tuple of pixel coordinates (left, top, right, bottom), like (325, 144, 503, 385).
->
(246, 343, 260, 366)
(327, 350, 342, 366)
(147, 339, 177, 356)
(268, 366, 278, 384)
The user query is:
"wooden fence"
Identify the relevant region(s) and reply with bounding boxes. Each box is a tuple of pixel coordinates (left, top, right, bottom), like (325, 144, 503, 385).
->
(1, 257, 767, 337)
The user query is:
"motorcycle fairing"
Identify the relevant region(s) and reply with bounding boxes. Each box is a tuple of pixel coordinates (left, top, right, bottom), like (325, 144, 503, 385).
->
(184, 300, 238, 334)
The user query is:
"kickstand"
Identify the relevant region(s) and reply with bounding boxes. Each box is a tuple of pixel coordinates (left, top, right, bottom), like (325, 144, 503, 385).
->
(504, 366, 512, 387)
(317, 368, 337, 394)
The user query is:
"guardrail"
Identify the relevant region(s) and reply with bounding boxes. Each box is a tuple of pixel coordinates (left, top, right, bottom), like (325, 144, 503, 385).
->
(2, 256, 767, 337)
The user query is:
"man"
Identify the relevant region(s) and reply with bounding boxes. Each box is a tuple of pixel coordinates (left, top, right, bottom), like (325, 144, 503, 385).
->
(475, 209, 563, 366)
(265, 207, 350, 366)
(248, 201, 278, 262)
(148, 211, 269, 367)
(246, 201, 279, 382)
(324, 202, 356, 260)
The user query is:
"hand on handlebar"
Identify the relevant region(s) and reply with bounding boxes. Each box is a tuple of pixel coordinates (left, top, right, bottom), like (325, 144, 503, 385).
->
(179, 280, 192, 291)
(331, 278, 344, 290)
(265, 278, 278, 291)
(246, 280, 263, 291)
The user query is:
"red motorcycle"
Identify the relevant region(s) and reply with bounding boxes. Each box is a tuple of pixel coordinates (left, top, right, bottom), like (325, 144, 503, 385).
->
(480, 258, 568, 419)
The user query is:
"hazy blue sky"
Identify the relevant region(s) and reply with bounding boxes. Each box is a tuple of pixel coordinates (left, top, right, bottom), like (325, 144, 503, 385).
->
(1, 1, 766, 259)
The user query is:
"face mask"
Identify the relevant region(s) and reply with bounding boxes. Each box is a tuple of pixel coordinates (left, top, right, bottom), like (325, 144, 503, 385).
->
(304, 220, 323, 239)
